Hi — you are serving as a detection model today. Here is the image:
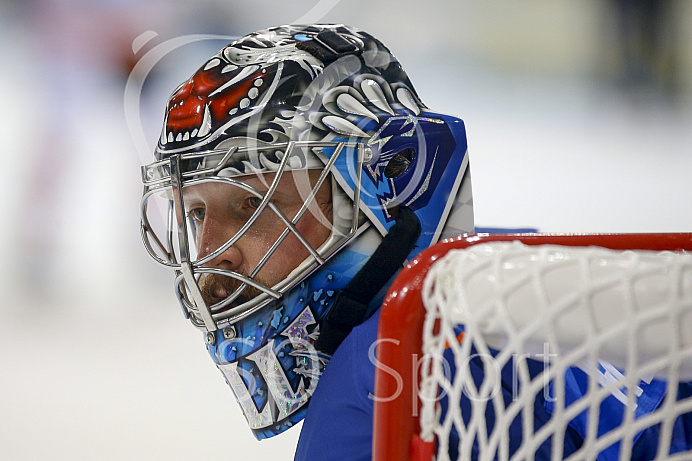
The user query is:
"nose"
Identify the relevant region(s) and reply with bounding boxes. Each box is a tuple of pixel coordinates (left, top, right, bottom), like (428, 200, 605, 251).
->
(194, 217, 244, 271)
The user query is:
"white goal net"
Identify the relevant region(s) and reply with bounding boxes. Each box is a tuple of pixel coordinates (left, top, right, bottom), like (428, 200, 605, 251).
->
(373, 234, 692, 461)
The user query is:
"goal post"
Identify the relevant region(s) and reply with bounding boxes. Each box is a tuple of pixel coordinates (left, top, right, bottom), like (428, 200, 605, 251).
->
(372, 233, 692, 461)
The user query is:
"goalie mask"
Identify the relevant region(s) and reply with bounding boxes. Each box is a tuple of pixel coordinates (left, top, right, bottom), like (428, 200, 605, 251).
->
(140, 24, 473, 439)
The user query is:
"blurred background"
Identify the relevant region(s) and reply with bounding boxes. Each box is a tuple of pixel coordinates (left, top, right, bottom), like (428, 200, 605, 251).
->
(1, 0, 691, 459)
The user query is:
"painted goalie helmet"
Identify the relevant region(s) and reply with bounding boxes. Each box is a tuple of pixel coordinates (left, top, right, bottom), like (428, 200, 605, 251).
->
(140, 24, 473, 439)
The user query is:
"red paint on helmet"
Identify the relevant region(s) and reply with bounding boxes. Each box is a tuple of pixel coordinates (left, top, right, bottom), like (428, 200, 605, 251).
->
(165, 64, 264, 137)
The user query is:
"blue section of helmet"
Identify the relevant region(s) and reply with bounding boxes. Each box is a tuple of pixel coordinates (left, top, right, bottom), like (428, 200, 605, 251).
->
(207, 247, 372, 439)
(324, 112, 467, 252)
(209, 250, 371, 363)
(254, 406, 309, 440)
(409, 113, 467, 250)
(237, 358, 269, 412)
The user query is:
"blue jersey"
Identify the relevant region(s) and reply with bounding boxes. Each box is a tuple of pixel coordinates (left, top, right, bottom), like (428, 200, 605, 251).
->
(294, 311, 380, 461)
(294, 310, 692, 460)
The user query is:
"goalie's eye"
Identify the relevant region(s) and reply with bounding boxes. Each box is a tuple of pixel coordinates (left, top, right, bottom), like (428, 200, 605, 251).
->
(246, 196, 262, 209)
(187, 207, 206, 223)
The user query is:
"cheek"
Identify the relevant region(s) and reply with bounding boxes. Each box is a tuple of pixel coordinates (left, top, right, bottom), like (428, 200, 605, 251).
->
(240, 231, 277, 264)
(241, 222, 302, 270)
(263, 223, 322, 272)
(252, 235, 307, 284)
(249, 209, 332, 280)
(296, 214, 331, 250)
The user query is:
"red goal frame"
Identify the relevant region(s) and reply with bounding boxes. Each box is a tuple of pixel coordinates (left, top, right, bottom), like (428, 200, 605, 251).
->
(372, 233, 692, 461)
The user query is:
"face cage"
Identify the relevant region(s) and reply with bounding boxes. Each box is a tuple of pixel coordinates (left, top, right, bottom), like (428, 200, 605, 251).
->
(140, 141, 368, 332)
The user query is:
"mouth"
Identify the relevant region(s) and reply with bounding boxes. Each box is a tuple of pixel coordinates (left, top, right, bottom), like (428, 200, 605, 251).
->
(212, 286, 229, 302)
(199, 274, 264, 310)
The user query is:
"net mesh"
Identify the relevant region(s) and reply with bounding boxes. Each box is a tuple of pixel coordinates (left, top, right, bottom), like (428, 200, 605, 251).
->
(417, 241, 692, 460)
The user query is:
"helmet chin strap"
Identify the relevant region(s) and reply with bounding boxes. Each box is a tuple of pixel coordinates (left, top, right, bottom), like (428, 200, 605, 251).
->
(315, 207, 422, 355)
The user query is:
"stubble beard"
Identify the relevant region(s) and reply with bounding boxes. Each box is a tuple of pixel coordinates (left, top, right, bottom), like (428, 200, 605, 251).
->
(198, 272, 267, 308)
